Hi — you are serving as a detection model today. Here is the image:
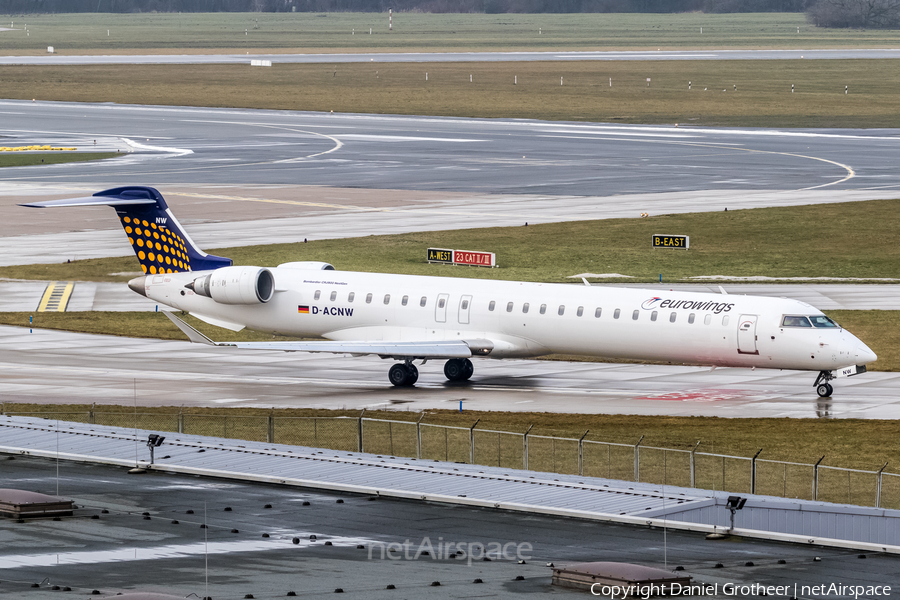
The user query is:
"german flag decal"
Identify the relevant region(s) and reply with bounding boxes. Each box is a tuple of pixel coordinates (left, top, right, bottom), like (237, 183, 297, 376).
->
(298, 305, 310, 314)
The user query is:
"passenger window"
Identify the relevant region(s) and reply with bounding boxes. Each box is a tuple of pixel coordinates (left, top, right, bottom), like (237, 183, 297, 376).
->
(540, 304, 547, 315)
(558, 305, 565, 316)
(461, 299, 469, 310)
(348, 292, 355, 302)
(314, 290, 321, 300)
(811, 315, 839, 328)
(722, 315, 729, 326)
(366, 293, 373, 304)
(704, 314, 711, 325)
(330, 291, 337, 301)
(688, 313, 695, 324)
(782, 316, 813, 328)
(577, 306, 584, 317)
(489, 301, 496, 311)
(384, 294, 391, 305)
(507, 302, 514, 313)
(438, 298, 445, 309)
(651, 311, 658, 322)
(402, 295, 408, 306)
(670, 312, 677, 323)
(595, 307, 602, 318)
(420, 296, 427, 307)
(613, 309, 620, 319)
(523, 303, 529, 314)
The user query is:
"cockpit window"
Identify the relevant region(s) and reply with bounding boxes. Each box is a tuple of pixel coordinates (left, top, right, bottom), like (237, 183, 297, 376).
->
(810, 315, 839, 328)
(782, 316, 812, 328)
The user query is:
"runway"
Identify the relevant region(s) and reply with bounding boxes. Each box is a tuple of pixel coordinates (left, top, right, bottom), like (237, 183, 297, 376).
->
(0, 325, 893, 419)
(4, 48, 900, 65)
(2, 102, 899, 418)
(3, 101, 900, 264)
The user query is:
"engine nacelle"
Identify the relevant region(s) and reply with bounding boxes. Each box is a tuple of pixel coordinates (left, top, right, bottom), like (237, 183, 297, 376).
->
(277, 261, 335, 271)
(190, 266, 275, 305)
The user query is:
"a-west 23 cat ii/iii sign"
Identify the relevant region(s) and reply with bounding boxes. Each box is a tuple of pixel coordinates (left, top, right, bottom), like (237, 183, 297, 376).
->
(652, 234, 689, 250)
(427, 248, 496, 267)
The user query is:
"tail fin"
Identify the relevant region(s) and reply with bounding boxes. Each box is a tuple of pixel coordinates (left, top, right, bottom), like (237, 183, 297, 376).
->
(21, 186, 232, 274)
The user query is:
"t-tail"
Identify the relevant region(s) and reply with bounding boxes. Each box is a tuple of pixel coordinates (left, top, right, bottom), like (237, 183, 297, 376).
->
(21, 186, 232, 274)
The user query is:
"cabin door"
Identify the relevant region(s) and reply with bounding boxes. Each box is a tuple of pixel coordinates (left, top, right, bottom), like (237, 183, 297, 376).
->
(435, 293, 449, 323)
(737, 315, 759, 355)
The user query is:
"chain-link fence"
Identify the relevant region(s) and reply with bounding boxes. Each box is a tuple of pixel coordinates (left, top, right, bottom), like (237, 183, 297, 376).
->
(3, 405, 898, 509)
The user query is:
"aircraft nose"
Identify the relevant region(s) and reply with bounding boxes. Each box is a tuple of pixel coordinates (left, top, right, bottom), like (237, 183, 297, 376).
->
(856, 342, 877, 365)
(128, 276, 148, 297)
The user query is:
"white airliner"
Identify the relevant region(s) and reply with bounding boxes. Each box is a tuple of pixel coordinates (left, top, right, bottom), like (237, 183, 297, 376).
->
(24, 186, 876, 397)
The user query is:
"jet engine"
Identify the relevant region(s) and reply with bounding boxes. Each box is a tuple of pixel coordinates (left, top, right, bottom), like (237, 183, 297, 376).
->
(188, 266, 275, 305)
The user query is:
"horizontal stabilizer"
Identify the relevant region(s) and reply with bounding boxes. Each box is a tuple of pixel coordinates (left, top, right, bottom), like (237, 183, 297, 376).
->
(163, 311, 473, 359)
(19, 197, 157, 208)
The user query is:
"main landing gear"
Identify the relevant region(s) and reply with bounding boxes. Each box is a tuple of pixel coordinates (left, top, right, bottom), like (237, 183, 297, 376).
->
(388, 361, 419, 387)
(444, 358, 474, 382)
(814, 370, 834, 398)
(387, 358, 474, 387)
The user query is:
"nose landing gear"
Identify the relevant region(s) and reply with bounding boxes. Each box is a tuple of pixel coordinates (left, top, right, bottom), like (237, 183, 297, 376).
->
(814, 370, 834, 398)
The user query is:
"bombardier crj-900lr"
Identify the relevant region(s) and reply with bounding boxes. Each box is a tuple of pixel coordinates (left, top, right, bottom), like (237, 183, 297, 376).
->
(24, 187, 877, 397)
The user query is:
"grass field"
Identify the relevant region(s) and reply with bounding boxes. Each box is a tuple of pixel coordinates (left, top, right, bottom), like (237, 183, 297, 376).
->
(0, 152, 119, 168)
(3, 403, 898, 476)
(5, 198, 900, 284)
(1, 13, 899, 54)
(3, 59, 899, 127)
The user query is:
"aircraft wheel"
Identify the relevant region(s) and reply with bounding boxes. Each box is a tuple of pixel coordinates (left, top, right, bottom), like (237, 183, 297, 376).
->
(444, 358, 465, 381)
(816, 383, 833, 398)
(406, 364, 419, 385)
(389, 363, 410, 387)
(461, 358, 474, 381)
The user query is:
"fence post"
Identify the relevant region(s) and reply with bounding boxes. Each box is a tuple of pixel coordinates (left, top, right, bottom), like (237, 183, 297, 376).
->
(416, 412, 426, 459)
(523, 425, 534, 470)
(177, 409, 183, 434)
(578, 430, 589, 476)
(358, 409, 365, 453)
(876, 462, 889, 508)
(469, 419, 480, 465)
(267, 410, 274, 444)
(813, 455, 825, 500)
(89, 403, 95, 425)
(690, 441, 700, 488)
(751, 449, 762, 494)
(634, 435, 644, 482)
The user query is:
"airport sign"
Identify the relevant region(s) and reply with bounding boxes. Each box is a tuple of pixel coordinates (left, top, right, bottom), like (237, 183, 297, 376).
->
(427, 247, 496, 267)
(652, 234, 689, 250)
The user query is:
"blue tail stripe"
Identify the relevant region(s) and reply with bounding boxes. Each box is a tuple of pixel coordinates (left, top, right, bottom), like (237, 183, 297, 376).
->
(94, 186, 232, 274)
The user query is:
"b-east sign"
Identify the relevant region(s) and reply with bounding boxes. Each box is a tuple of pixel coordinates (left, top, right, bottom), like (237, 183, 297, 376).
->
(427, 248, 496, 268)
(652, 234, 689, 250)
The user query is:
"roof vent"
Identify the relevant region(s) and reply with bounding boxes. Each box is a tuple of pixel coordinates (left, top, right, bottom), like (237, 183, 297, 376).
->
(551, 562, 691, 592)
(0, 489, 75, 519)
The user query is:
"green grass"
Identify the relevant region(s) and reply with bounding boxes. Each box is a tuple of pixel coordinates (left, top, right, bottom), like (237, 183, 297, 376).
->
(3, 59, 900, 127)
(6, 198, 900, 284)
(1, 13, 899, 54)
(3, 403, 899, 481)
(0, 152, 119, 168)
(0, 311, 312, 342)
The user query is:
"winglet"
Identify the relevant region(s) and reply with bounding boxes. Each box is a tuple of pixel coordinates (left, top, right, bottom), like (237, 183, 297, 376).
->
(163, 311, 217, 346)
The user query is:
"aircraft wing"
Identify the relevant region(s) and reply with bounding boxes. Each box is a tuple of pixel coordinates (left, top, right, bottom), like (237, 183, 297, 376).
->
(163, 311, 480, 359)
